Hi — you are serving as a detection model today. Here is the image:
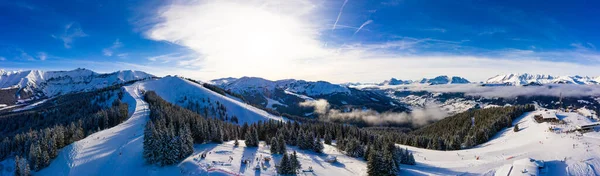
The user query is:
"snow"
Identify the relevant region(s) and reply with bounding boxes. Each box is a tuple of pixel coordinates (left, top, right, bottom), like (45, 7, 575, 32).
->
(0, 69, 153, 102)
(36, 82, 172, 176)
(211, 77, 350, 97)
(486, 73, 600, 86)
(0, 158, 15, 176)
(11, 99, 48, 112)
(399, 109, 600, 175)
(140, 76, 284, 124)
(179, 141, 367, 176)
(265, 98, 286, 109)
(284, 90, 315, 101)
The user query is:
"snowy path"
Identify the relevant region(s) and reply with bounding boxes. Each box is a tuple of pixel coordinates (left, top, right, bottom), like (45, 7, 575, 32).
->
(38, 83, 155, 176)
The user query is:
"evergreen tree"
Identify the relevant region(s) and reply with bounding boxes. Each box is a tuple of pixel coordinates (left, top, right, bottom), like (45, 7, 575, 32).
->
(270, 137, 279, 154)
(324, 132, 332, 145)
(290, 151, 301, 172)
(277, 153, 291, 174)
(15, 155, 21, 176)
(313, 139, 324, 153)
(277, 135, 286, 154)
(513, 124, 519, 132)
(28, 143, 39, 171)
(367, 147, 380, 176)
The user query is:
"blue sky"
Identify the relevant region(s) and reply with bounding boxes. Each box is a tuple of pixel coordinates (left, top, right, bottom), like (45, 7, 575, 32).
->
(1, 0, 600, 82)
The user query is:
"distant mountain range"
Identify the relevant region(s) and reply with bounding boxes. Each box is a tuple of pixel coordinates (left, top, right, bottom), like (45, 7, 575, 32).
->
(0, 68, 153, 105)
(484, 73, 600, 86)
(349, 74, 600, 87)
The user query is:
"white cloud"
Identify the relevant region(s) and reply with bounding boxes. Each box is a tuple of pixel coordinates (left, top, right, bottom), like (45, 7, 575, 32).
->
(52, 23, 87, 48)
(103, 39, 123, 56)
(400, 84, 600, 98)
(143, 0, 600, 84)
(37, 52, 47, 61)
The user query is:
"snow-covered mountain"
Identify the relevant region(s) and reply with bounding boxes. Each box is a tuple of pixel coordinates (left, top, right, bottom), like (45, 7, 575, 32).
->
(210, 77, 407, 118)
(0, 68, 153, 105)
(213, 76, 350, 96)
(485, 73, 600, 86)
(380, 78, 413, 85)
(419, 75, 470, 85)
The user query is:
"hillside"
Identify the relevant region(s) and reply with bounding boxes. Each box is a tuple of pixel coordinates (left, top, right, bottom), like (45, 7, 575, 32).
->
(140, 76, 284, 124)
(400, 108, 600, 175)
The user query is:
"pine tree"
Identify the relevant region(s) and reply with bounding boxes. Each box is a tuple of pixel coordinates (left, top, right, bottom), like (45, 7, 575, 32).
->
(277, 153, 291, 174)
(313, 139, 324, 153)
(324, 132, 332, 145)
(364, 144, 371, 161)
(284, 153, 295, 174)
(234, 139, 239, 147)
(40, 150, 49, 168)
(270, 137, 279, 154)
(28, 143, 39, 171)
(23, 160, 31, 176)
(290, 151, 301, 172)
(367, 147, 379, 176)
(277, 135, 286, 154)
(513, 124, 519, 132)
(15, 155, 21, 176)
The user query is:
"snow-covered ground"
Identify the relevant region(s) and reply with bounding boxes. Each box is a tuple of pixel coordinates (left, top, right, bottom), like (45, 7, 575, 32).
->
(179, 141, 367, 176)
(10, 99, 48, 112)
(399, 109, 600, 175)
(36, 82, 182, 175)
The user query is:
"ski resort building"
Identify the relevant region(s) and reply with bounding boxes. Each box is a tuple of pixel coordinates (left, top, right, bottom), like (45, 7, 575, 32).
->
(534, 111, 559, 123)
(575, 122, 600, 131)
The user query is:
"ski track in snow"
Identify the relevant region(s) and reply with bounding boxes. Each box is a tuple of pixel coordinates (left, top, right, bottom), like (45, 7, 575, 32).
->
(37, 82, 181, 176)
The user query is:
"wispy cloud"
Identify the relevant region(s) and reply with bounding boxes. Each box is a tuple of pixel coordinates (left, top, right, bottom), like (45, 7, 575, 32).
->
(332, 0, 349, 30)
(37, 52, 47, 61)
(102, 39, 123, 56)
(477, 28, 506, 36)
(116, 53, 129, 58)
(147, 52, 197, 64)
(353, 20, 373, 35)
(0, 56, 6, 61)
(52, 23, 87, 48)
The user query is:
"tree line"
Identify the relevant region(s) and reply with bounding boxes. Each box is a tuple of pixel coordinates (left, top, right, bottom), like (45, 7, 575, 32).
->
(390, 105, 535, 150)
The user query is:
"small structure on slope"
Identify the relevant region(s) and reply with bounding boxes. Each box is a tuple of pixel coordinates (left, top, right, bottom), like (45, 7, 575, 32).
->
(534, 112, 559, 123)
(495, 158, 544, 176)
(575, 122, 600, 132)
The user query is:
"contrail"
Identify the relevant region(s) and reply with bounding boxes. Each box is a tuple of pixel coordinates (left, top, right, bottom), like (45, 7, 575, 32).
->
(353, 20, 373, 35)
(332, 0, 349, 30)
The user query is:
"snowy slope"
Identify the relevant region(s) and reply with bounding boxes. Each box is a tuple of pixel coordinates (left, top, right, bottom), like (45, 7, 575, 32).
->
(399, 109, 600, 175)
(141, 76, 284, 124)
(486, 73, 600, 86)
(37, 82, 182, 175)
